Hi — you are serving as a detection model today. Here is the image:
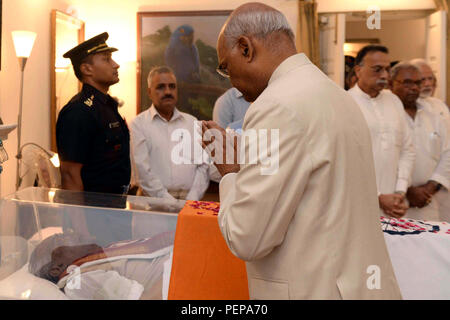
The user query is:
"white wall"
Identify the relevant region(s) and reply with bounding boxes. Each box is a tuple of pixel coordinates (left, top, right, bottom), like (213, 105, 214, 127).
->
(0, 0, 298, 196)
(0, 0, 73, 197)
(346, 18, 427, 62)
(317, 0, 436, 13)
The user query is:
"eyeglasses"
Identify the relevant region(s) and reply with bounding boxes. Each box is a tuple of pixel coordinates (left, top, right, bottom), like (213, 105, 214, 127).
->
(216, 43, 239, 79)
(395, 79, 423, 87)
(216, 64, 230, 78)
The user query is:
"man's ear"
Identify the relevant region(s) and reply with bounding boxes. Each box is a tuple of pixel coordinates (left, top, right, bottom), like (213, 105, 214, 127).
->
(354, 64, 362, 78)
(147, 87, 152, 99)
(237, 36, 254, 62)
(79, 63, 93, 78)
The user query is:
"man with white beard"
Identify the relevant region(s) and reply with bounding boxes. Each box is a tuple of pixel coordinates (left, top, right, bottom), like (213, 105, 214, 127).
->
(349, 45, 415, 219)
(410, 58, 450, 121)
(410, 58, 450, 221)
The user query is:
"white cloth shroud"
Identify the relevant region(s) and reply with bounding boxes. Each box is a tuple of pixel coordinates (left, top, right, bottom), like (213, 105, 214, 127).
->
(64, 270, 144, 300)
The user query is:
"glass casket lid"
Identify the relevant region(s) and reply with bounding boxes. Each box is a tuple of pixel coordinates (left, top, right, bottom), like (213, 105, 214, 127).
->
(0, 187, 182, 300)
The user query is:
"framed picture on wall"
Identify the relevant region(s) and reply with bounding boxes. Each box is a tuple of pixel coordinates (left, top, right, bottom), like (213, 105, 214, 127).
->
(137, 11, 232, 119)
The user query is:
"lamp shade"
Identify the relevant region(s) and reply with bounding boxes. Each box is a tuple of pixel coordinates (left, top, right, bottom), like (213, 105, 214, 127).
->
(11, 31, 37, 58)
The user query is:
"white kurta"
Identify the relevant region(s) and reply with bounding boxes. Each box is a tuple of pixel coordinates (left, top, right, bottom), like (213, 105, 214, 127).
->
(421, 96, 450, 123)
(130, 105, 209, 200)
(404, 100, 450, 221)
(348, 84, 415, 194)
(420, 97, 450, 221)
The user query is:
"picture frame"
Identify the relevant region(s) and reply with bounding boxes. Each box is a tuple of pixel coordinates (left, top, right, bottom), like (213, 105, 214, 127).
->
(137, 11, 232, 119)
(50, 10, 84, 151)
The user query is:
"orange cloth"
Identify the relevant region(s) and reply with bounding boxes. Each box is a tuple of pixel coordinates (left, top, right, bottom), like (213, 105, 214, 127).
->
(168, 201, 249, 300)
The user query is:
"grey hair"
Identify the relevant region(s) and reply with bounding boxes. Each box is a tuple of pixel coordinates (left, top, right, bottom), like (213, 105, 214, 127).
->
(409, 58, 430, 69)
(222, 9, 294, 48)
(390, 61, 420, 81)
(410, 58, 436, 81)
(147, 66, 175, 88)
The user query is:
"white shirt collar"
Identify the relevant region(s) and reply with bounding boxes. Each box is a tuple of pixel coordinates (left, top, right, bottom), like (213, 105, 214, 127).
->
(352, 83, 384, 101)
(149, 104, 184, 122)
(416, 98, 433, 112)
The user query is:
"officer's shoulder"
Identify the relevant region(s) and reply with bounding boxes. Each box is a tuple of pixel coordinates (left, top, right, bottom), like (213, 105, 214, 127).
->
(59, 95, 96, 122)
(66, 88, 98, 109)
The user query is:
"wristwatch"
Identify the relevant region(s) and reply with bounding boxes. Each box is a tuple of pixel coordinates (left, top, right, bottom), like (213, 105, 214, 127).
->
(428, 180, 442, 192)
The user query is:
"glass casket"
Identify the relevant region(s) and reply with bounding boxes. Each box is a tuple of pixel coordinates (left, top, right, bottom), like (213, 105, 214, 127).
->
(0, 187, 184, 300)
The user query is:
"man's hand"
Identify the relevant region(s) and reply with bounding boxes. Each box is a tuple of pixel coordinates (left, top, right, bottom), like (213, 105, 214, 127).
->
(422, 181, 440, 196)
(407, 185, 432, 208)
(201, 120, 240, 177)
(379, 193, 408, 218)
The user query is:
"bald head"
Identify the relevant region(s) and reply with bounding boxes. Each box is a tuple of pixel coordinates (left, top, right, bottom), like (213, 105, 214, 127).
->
(216, 2, 297, 102)
(219, 2, 295, 52)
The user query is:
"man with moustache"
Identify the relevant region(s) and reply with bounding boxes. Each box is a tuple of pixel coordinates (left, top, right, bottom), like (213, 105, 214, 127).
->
(202, 3, 402, 299)
(349, 45, 415, 218)
(390, 62, 450, 221)
(130, 66, 209, 200)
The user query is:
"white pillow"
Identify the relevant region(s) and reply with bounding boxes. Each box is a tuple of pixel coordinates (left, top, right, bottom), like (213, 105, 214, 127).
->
(0, 263, 68, 300)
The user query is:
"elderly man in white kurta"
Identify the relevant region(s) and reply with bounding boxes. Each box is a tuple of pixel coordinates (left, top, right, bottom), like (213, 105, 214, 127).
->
(349, 45, 415, 218)
(130, 66, 209, 200)
(410, 58, 450, 121)
(201, 3, 402, 300)
(410, 59, 450, 221)
(390, 62, 450, 222)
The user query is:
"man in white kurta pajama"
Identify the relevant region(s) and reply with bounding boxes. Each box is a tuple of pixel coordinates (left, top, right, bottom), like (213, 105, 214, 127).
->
(349, 45, 415, 218)
(390, 62, 450, 221)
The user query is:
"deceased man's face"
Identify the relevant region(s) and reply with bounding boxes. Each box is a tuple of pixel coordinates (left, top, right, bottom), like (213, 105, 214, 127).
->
(38, 244, 103, 283)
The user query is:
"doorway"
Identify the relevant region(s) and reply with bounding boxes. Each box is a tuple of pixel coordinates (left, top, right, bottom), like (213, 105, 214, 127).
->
(319, 9, 447, 101)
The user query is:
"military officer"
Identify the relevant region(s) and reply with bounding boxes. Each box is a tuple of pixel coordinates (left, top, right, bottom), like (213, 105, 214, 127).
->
(56, 32, 131, 244)
(56, 32, 131, 195)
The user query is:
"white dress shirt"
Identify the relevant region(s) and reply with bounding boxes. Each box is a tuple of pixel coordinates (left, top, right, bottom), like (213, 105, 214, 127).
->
(348, 84, 415, 194)
(404, 100, 450, 221)
(130, 105, 209, 200)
